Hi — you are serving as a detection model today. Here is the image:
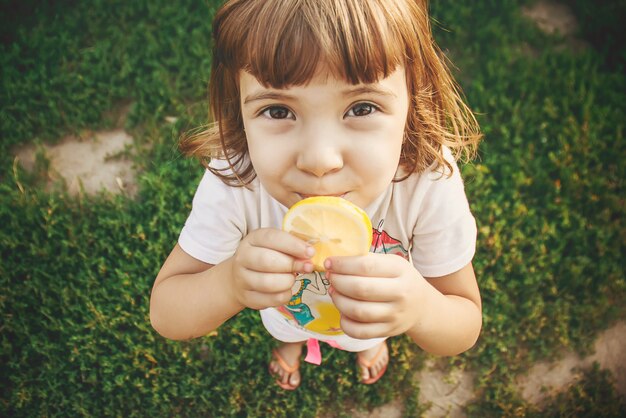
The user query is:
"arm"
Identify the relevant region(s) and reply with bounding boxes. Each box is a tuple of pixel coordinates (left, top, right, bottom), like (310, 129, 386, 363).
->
(327, 256, 481, 356)
(149, 244, 241, 340)
(406, 263, 481, 355)
(150, 229, 315, 341)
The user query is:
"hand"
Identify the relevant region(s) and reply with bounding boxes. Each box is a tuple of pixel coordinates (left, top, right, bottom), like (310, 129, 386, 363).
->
(325, 253, 427, 340)
(230, 228, 315, 310)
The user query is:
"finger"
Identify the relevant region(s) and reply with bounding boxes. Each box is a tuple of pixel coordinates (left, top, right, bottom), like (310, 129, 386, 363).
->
(325, 253, 404, 278)
(328, 273, 400, 302)
(340, 315, 396, 340)
(241, 272, 297, 294)
(330, 289, 395, 323)
(242, 246, 313, 274)
(242, 289, 294, 310)
(248, 228, 316, 261)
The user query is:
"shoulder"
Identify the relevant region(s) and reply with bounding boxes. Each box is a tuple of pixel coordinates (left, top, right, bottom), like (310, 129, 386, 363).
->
(389, 146, 475, 243)
(199, 159, 286, 229)
(403, 148, 477, 277)
(178, 160, 260, 264)
(187, 158, 263, 229)
(394, 147, 467, 204)
(197, 158, 260, 200)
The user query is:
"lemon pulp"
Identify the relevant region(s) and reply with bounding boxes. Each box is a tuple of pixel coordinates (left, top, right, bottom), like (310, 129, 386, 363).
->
(282, 196, 372, 271)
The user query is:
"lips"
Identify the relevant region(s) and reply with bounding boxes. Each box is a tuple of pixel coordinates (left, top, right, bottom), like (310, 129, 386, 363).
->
(298, 193, 347, 199)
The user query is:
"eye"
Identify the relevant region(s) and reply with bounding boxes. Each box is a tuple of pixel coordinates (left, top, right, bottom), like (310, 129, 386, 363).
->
(261, 106, 295, 120)
(346, 102, 379, 118)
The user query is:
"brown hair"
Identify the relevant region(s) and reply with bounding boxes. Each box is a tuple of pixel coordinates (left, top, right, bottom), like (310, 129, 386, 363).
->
(180, 0, 481, 185)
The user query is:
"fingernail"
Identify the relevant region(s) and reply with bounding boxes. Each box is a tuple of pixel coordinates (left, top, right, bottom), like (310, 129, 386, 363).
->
(303, 262, 313, 273)
(328, 285, 335, 296)
(305, 246, 315, 258)
(324, 259, 332, 270)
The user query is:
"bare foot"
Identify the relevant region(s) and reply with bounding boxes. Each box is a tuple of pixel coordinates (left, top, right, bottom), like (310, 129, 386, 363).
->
(269, 341, 305, 390)
(357, 341, 389, 384)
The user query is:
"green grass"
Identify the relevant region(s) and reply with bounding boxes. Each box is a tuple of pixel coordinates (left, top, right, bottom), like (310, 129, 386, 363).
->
(1, 0, 625, 416)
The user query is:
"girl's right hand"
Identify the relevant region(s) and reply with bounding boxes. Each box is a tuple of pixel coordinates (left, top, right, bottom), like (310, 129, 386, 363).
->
(230, 228, 315, 310)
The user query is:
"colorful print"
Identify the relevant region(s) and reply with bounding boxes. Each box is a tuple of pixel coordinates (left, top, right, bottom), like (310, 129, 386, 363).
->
(371, 220, 409, 260)
(278, 219, 409, 335)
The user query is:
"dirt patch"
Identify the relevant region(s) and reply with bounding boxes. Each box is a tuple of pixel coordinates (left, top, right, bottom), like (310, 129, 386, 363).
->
(15, 129, 137, 197)
(517, 321, 626, 404)
(354, 321, 626, 417)
(522, 0, 578, 35)
(416, 362, 476, 418)
(348, 359, 476, 418)
(351, 398, 404, 418)
(521, 0, 588, 53)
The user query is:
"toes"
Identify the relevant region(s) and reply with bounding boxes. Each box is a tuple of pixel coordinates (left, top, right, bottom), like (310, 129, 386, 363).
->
(360, 361, 371, 380)
(289, 373, 300, 386)
(269, 361, 279, 375)
(270, 359, 300, 388)
(372, 353, 388, 376)
(270, 343, 304, 389)
(270, 361, 286, 382)
(358, 343, 389, 383)
(373, 355, 384, 374)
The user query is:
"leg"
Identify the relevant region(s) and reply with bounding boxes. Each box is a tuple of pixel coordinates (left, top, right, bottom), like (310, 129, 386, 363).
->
(356, 341, 389, 384)
(269, 340, 305, 390)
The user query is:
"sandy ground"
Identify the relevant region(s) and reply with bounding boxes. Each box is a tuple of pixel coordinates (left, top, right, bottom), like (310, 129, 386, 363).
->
(521, 0, 578, 35)
(354, 321, 626, 418)
(12, 1, 624, 416)
(517, 322, 626, 404)
(15, 129, 137, 197)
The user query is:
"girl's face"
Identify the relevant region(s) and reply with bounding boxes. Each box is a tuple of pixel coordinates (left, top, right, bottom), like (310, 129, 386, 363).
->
(240, 66, 409, 209)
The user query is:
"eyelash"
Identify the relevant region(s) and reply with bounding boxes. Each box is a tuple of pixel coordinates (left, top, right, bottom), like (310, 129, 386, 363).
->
(345, 102, 380, 118)
(260, 106, 295, 120)
(258, 102, 381, 120)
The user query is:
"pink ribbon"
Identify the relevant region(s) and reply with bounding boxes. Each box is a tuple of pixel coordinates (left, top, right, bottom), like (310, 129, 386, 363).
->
(304, 338, 322, 365)
(304, 339, 345, 365)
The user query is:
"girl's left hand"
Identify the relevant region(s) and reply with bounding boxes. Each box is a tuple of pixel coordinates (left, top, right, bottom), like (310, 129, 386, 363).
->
(325, 253, 428, 340)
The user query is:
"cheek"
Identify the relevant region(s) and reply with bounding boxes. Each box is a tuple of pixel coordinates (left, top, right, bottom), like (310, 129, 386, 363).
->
(246, 134, 291, 181)
(357, 124, 403, 165)
(244, 120, 292, 159)
(348, 141, 400, 208)
(376, 146, 403, 176)
(245, 132, 267, 168)
(247, 144, 272, 175)
(245, 126, 270, 159)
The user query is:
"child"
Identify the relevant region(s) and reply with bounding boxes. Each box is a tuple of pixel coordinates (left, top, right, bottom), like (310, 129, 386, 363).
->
(150, 0, 482, 390)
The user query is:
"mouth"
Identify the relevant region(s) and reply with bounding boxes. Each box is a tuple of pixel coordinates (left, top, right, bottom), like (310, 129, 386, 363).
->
(297, 192, 348, 200)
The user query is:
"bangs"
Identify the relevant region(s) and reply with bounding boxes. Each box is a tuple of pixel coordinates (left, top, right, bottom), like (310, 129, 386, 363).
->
(188, 0, 481, 186)
(214, 0, 410, 87)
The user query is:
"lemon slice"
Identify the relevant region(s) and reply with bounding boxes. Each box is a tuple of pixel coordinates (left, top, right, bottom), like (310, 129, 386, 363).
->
(283, 196, 372, 271)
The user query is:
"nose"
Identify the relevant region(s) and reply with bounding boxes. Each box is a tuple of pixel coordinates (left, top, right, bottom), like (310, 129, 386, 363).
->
(296, 128, 344, 177)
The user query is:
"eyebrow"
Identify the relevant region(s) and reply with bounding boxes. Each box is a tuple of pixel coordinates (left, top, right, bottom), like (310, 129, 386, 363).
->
(243, 91, 295, 104)
(341, 85, 397, 99)
(243, 84, 397, 105)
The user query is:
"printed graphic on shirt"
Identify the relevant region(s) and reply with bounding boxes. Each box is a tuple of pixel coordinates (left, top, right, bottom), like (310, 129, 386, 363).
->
(277, 220, 409, 335)
(371, 220, 409, 260)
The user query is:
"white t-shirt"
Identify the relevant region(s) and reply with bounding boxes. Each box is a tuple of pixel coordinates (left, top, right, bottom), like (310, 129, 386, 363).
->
(178, 148, 476, 339)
